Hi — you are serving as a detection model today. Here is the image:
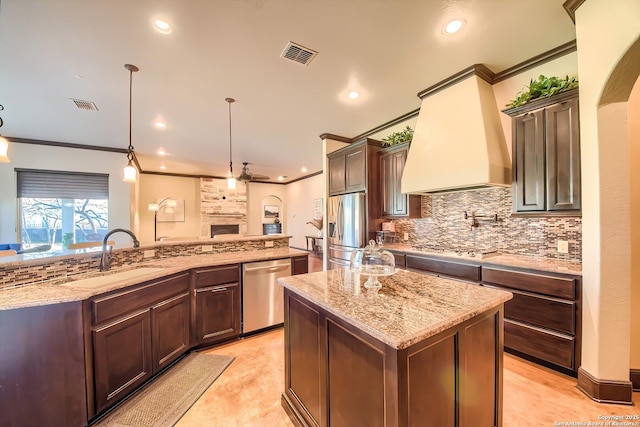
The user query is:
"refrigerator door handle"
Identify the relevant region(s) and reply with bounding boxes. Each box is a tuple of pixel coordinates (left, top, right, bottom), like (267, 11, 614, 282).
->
(338, 199, 344, 241)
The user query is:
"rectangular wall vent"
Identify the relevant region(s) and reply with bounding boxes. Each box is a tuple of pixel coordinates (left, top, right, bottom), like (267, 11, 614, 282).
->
(71, 98, 98, 111)
(280, 41, 318, 66)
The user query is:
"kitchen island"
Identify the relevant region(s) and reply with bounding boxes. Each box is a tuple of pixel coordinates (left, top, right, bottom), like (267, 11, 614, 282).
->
(278, 268, 512, 427)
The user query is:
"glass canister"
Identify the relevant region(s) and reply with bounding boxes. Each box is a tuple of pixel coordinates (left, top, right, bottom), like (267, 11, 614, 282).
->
(350, 240, 396, 289)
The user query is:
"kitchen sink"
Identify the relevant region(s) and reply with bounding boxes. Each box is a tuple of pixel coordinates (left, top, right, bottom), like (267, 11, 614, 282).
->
(60, 267, 165, 289)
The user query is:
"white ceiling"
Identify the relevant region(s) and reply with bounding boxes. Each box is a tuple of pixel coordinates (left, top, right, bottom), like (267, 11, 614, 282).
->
(0, 0, 576, 183)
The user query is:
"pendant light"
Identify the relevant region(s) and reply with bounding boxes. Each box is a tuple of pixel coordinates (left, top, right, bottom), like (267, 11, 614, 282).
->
(226, 97, 237, 190)
(0, 104, 9, 163)
(122, 64, 139, 183)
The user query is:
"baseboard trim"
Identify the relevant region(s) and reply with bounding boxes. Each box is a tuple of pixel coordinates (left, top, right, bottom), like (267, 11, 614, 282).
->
(577, 367, 633, 405)
(281, 393, 309, 427)
(630, 369, 640, 391)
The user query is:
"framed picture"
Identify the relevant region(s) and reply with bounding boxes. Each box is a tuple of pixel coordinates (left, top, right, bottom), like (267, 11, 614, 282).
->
(157, 199, 185, 222)
(313, 198, 323, 220)
(264, 204, 279, 218)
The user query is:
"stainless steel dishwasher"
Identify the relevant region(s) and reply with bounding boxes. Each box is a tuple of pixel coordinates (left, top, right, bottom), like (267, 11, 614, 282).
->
(242, 258, 291, 334)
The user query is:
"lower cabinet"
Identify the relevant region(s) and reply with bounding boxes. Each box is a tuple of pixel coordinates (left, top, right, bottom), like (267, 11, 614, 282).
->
(93, 309, 153, 414)
(152, 292, 190, 370)
(90, 272, 190, 415)
(193, 264, 241, 346)
(291, 255, 309, 275)
(405, 253, 482, 283)
(481, 266, 581, 375)
(0, 302, 87, 427)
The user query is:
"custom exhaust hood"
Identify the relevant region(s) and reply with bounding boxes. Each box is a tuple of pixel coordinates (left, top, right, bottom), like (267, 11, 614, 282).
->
(401, 65, 511, 194)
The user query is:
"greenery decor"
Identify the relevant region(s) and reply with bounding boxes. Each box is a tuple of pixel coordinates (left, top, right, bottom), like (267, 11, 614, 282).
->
(505, 75, 578, 109)
(381, 126, 413, 147)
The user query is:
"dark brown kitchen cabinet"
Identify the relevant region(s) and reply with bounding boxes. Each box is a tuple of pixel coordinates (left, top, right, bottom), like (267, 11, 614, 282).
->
(93, 309, 153, 414)
(152, 292, 190, 371)
(193, 264, 241, 346)
(380, 143, 421, 218)
(481, 266, 581, 375)
(504, 88, 581, 214)
(328, 142, 367, 196)
(0, 302, 88, 427)
(291, 255, 309, 275)
(405, 253, 482, 283)
(90, 272, 190, 415)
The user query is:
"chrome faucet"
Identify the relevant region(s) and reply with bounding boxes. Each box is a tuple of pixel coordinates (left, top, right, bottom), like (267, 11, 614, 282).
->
(99, 228, 140, 271)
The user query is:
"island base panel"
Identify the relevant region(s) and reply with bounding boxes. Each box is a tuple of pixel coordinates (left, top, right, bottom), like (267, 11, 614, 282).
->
(282, 289, 504, 427)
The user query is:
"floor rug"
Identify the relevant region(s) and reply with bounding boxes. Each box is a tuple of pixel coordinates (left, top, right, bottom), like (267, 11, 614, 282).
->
(94, 352, 235, 427)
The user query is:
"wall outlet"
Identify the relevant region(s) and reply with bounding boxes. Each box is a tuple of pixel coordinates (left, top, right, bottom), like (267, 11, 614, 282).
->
(557, 240, 569, 254)
(404, 232, 409, 241)
(201, 245, 213, 253)
(143, 249, 155, 259)
(265, 240, 274, 248)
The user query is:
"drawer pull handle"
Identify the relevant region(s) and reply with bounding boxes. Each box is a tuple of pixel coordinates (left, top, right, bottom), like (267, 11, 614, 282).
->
(210, 287, 227, 293)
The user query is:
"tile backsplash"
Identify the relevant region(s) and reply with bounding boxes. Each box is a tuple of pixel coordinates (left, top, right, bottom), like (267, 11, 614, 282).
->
(392, 187, 581, 262)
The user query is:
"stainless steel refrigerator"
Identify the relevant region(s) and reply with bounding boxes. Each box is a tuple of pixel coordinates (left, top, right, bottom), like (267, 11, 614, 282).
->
(327, 192, 366, 269)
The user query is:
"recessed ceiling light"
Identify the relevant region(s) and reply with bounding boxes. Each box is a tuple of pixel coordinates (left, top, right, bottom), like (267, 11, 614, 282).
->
(157, 148, 167, 156)
(348, 91, 360, 100)
(154, 120, 166, 129)
(278, 176, 285, 181)
(301, 167, 308, 173)
(152, 19, 172, 34)
(159, 164, 167, 170)
(444, 19, 465, 34)
(75, 74, 84, 79)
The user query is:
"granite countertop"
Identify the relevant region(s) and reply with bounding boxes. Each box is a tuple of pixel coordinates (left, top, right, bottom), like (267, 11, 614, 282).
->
(0, 234, 291, 267)
(0, 247, 307, 310)
(278, 268, 513, 350)
(383, 243, 582, 275)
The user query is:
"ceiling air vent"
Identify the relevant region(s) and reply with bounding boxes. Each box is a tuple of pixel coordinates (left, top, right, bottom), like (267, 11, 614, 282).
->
(71, 98, 98, 111)
(280, 41, 317, 66)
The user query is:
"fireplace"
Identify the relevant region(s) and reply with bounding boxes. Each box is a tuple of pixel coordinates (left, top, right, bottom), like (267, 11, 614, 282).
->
(210, 224, 240, 237)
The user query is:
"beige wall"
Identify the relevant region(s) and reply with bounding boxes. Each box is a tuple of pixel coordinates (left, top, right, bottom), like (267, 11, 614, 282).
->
(0, 143, 133, 246)
(630, 77, 640, 368)
(138, 174, 201, 243)
(246, 182, 286, 236)
(285, 174, 324, 250)
(575, 0, 640, 380)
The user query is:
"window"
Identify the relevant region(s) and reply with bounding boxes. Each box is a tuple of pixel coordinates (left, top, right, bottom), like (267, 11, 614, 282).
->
(16, 169, 109, 249)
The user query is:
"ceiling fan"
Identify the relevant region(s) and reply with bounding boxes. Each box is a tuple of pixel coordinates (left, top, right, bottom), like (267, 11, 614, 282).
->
(237, 162, 270, 182)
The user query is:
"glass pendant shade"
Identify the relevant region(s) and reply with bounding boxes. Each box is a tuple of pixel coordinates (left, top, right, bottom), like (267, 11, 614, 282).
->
(0, 136, 9, 163)
(123, 162, 137, 183)
(227, 176, 237, 189)
(148, 203, 160, 212)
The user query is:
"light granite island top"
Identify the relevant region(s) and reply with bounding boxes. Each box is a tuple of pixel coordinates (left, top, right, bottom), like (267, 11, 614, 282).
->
(278, 267, 512, 350)
(279, 268, 513, 426)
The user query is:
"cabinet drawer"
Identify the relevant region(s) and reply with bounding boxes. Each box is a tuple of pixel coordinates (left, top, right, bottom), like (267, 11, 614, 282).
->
(504, 319, 575, 370)
(92, 272, 189, 325)
(193, 264, 240, 288)
(485, 285, 575, 335)
(482, 267, 575, 299)
(405, 255, 481, 282)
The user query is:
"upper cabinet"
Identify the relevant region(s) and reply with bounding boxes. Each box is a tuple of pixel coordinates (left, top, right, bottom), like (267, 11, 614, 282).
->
(503, 88, 581, 214)
(327, 139, 378, 196)
(379, 143, 421, 218)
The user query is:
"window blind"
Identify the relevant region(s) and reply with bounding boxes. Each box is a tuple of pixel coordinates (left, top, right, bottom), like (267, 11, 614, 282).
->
(16, 169, 109, 200)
